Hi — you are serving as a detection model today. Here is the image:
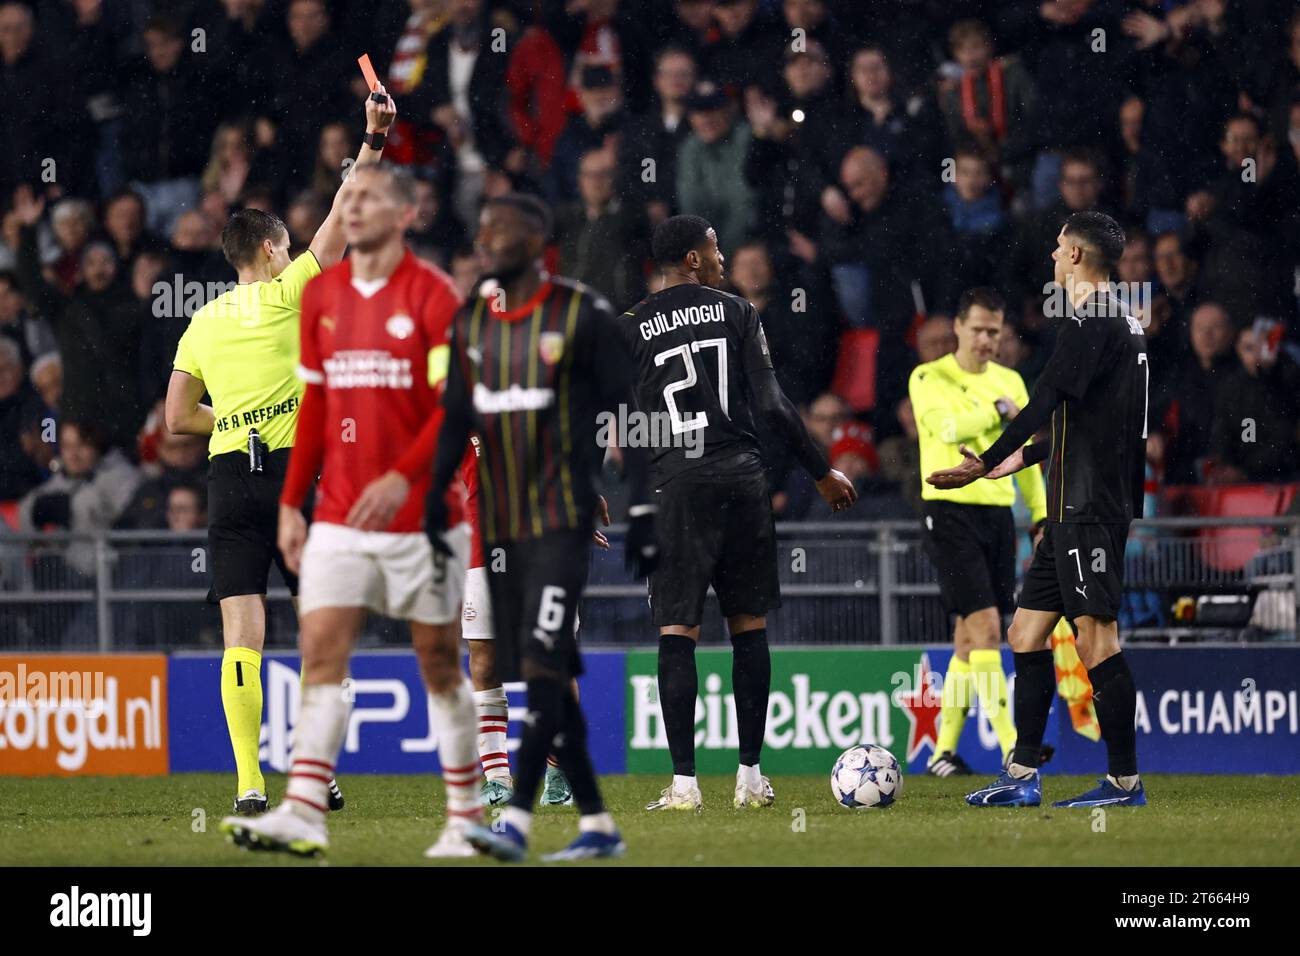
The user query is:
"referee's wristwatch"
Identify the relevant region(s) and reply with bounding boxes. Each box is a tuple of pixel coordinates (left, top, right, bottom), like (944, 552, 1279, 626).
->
(994, 398, 1013, 422)
(363, 130, 387, 151)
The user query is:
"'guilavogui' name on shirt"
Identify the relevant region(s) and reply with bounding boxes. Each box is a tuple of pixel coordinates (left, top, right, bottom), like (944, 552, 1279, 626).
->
(638, 301, 726, 340)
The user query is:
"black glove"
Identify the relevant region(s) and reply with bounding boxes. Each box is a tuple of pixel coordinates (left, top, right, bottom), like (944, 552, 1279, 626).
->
(1028, 519, 1046, 550)
(424, 485, 453, 557)
(624, 507, 660, 579)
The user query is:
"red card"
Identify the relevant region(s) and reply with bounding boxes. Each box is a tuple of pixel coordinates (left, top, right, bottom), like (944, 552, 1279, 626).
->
(357, 54, 379, 92)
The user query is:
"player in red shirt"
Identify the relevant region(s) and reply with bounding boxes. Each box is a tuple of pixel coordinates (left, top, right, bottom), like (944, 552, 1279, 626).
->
(221, 164, 482, 859)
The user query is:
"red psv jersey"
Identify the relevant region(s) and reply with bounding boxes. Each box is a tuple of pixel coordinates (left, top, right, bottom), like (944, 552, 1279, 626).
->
(298, 252, 464, 533)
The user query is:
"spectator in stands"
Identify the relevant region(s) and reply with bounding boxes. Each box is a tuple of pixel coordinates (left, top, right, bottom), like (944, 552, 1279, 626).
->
(1010, 149, 1109, 319)
(13, 189, 142, 454)
(557, 0, 651, 114)
(995, 0, 1130, 210)
(200, 124, 258, 207)
(728, 239, 833, 405)
(803, 44, 941, 202)
(1115, 95, 1149, 225)
(48, 199, 96, 295)
(132, 251, 178, 408)
(120, 15, 212, 235)
(0, 1, 58, 200)
(554, 149, 649, 310)
(620, 46, 697, 227)
(939, 20, 1038, 193)
(268, 0, 354, 189)
(284, 192, 327, 257)
(771, 391, 846, 518)
(1152, 230, 1201, 333)
(0, 337, 44, 499)
(0, 269, 55, 368)
(103, 190, 164, 271)
(804, 391, 848, 452)
(167, 209, 229, 287)
(117, 432, 208, 530)
(743, 40, 834, 240)
(202, 0, 278, 124)
(18, 420, 141, 576)
(815, 146, 945, 335)
(877, 397, 922, 514)
(1186, 113, 1300, 324)
(30, 351, 60, 413)
(676, 79, 756, 254)
(1208, 324, 1300, 484)
(166, 482, 207, 533)
(504, 17, 568, 172)
(549, 64, 626, 205)
(411, 0, 515, 224)
(915, 315, 956, 363)
(704, 0, 783, 94)
(309, 122, 353, 205)
(1158, 301, 1234, 484)
(939, 146, 1011, 309)
(405, 171, 466, 255)
(776, 0, 859, 94)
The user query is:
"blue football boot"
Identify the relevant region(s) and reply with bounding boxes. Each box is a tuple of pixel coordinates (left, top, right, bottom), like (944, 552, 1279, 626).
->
(965, 768, 1042, 807)
(1052, 777, 1147, 808)
(464, 819, 528, 862)
(541, 829, 626, 862)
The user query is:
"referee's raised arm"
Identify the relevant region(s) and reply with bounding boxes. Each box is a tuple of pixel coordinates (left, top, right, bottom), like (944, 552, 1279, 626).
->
(307, 82, 398, 269)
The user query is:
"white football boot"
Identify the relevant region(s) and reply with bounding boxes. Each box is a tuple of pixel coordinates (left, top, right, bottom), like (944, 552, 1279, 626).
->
(221, 804, 328, 857)
(734, 768, 775, 808)
(644, 777, 703, 811)
(424, 819, 481, 859)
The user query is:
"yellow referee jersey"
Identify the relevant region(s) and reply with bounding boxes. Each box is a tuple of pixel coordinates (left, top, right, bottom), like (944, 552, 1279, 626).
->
(173, 253, 321, 458)
(909, 352, 1046, 520)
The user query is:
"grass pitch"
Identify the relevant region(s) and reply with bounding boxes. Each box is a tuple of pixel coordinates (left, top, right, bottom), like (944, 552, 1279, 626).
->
(1, 773, 1296, 866)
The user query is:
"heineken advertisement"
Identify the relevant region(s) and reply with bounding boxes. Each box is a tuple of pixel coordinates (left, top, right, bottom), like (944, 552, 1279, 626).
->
(626, 648, 989, 775)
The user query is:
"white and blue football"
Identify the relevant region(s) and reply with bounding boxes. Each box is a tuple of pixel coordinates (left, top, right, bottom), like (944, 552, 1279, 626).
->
(830, 745, 903, 809)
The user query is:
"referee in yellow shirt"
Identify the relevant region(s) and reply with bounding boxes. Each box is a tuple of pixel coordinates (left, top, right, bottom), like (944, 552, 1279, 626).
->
(163, 88, 397, 814)
(909, 288, 1047, 776)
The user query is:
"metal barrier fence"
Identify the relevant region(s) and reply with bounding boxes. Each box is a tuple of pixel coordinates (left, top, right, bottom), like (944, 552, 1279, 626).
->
(1, 518, 1297, 651)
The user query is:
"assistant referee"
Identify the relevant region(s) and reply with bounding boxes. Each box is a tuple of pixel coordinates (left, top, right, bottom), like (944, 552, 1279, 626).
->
(163, 88, 397, 815)
(909, 287, 1045, 775)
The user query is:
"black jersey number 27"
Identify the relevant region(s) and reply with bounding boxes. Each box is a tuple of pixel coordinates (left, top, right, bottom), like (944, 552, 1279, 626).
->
(654, 337, 729, 434)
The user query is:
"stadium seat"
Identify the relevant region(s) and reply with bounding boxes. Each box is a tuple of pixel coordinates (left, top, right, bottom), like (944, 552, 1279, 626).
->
(829, 328, 879, 412)
(1199, 484, 1288, 573)
(0, 500, 17, 530)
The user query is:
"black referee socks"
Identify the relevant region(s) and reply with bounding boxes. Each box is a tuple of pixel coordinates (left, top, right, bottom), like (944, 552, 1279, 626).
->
(658, 635, 698, 776)
(1088, 652, 1140, 778)
(1010, 649, 1055, 768)
(731, 628, 771, 768)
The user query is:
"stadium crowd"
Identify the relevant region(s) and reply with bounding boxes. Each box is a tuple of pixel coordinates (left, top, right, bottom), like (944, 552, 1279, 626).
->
(3, 0, 1300, 543)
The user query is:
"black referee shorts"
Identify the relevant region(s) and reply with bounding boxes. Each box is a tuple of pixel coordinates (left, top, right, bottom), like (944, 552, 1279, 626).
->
(649, 467, 781, 627)
(486, 529, 589, 683)
(920, 500, 1017, 617)
(207, 448, 299, 603)
(1019, 520, 1130, 622)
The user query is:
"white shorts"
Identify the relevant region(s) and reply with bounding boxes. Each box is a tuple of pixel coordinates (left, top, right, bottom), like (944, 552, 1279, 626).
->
(298, 521, 470, 625)
(461, 563, 579, 640)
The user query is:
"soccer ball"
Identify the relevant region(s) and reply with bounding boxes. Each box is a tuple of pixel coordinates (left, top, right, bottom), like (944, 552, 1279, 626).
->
(830, 745, 903, 809)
